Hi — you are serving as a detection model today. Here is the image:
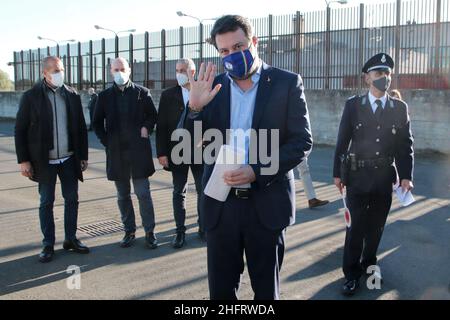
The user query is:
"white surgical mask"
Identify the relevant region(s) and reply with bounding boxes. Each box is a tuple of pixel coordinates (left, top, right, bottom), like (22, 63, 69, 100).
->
(50, 71, 64, 88)
(114, 72, 130, 86)
(176, 73, 189, 87)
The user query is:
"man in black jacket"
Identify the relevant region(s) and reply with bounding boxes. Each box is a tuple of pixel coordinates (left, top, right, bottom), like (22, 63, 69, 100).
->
(87, 87, 98, 131)
(93, 57, 159, 250)
(333, 53, 414, 296)
(156, 58, 205, 249)
(15, 56, 90, 263)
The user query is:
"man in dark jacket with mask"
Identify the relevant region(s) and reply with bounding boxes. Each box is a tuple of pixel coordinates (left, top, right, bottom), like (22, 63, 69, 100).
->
(185, 15, 312, 300)
(15, 56, 90, 263)
(333, 53, 414, 296)
(156, 58, 205, 249)
(93, 57, 159, 250)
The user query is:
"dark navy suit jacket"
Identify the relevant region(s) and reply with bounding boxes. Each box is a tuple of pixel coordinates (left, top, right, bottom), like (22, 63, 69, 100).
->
(188, 62, 313, 231)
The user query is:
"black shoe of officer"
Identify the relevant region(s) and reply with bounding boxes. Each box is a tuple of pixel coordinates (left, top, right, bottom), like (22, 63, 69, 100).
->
(39, 246, 55, 263)
(120, 232, 136, 248)
(63, 239, 90, 254)
(145, 232, 158, 250)
(172, 232, 186, 249)
(342, 279, 360, 296)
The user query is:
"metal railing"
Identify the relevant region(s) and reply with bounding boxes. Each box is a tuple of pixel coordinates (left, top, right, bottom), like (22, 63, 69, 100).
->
(12, 0, 450, 92)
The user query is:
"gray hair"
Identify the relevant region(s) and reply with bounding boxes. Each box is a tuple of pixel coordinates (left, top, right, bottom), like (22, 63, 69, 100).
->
(41, 56, 62, 71)
(177, 58, 196, 71)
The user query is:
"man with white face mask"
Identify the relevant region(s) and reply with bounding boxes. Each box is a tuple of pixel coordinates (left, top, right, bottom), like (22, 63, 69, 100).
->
(93, 57, 159, 250)
(15, 56, 90, 263)
(156, 58, 205, 249)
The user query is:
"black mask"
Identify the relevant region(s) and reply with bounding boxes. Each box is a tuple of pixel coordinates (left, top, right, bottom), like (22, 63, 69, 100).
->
(372, 76, 391, 92)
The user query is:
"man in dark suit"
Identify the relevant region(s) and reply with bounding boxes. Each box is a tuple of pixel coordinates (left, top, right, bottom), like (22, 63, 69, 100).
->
(185, 15, 312, 300)
(156, 58, 205, 249)
(15, 56, 90, 263)
(333, 53, 414, 296)
(93, 57, 159, 250)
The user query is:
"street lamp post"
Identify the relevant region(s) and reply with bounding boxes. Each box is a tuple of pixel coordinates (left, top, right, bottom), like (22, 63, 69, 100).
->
(176, 11, 218, 63)
(37, 36, 76, 57)
(324, 0, 348, 89)
(94, 25, 136, 58)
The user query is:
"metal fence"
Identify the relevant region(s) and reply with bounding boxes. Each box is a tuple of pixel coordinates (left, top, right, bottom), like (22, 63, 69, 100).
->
(12, 0, 450, 92)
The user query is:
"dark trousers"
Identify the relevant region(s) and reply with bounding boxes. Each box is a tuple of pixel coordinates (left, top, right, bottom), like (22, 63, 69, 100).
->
(38, 157, 79, 247)
(343, 189, 392, 281)
(207, 195, 285, 300)
(172, 164, 204, 233)
(114, 178, 156, 234)
(88, 107, 94, 130)
(114, 150, 156, 234)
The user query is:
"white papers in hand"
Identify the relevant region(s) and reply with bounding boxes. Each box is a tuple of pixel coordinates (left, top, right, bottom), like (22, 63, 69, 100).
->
(204, 145, 246, 202)
(394, 186, 416, 207)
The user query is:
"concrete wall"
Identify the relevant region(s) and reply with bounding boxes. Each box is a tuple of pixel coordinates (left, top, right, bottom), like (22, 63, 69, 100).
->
(2, 89, 449, 154)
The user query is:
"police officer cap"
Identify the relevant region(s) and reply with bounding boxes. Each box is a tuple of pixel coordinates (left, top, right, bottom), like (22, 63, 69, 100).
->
(362, 53, 394, 73)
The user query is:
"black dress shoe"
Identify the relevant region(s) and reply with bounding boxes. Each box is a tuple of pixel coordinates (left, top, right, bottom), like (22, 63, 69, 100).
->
(120, 232, 136, 248)
(342, 279, 360, 296)
(145, 232, 158, 249)
(63, 239, 90, 254)
(172, 232, 186, 249)
(198, 230, 206, 242)
(39, 246, 54, 263)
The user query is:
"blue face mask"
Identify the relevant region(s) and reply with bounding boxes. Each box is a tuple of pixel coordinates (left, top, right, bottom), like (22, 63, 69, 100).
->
(222, 44, 255, 80)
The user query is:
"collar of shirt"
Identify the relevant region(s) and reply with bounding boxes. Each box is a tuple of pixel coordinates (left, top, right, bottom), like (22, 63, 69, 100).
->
(181, 86, 190, 107)
(44, 79, 59, 94)
(368, 91, 387, 113)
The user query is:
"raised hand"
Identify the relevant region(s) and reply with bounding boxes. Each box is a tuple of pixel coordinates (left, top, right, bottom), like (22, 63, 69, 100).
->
(187, 62, 222, 112)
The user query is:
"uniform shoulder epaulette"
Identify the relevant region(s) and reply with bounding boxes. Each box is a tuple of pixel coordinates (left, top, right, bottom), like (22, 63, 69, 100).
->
(346, 95, 361, 105)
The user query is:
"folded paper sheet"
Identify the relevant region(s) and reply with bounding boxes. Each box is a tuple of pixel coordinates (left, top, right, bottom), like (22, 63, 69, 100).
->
(204, 145, 246, 202)
(394, 186, 416, 207)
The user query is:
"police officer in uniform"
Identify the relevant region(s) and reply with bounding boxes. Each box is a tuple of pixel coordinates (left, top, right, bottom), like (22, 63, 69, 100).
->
(333, 53, 414, 296)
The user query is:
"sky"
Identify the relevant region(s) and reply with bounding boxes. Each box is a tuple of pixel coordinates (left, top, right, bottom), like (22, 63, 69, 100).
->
(0, 0, 384, 80)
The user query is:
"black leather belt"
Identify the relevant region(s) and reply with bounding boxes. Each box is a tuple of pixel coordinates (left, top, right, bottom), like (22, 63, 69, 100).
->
(357, 157, 394, 169)
(230, 188, 251, 200)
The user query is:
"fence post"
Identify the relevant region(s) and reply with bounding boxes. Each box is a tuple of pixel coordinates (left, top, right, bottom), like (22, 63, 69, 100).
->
(394, 0, 401, 89)
(161, 29, 166, 89)
(325, 6, 331, 89)
(268, 15, 273, 66)
(145, 32, 149, 88)
(295, 11, 302, 75)
(77, 42, 82, 91)
(94, 57, 97, 90)
(20, 50, 25, 91)
(199, 23, 204, 64)
(37, 48, 41, 80)
(102, 38, 106, 90)
(180, 27, 184, 58)
(358, 3, 365, 92)
(67, 44, 72, 87)
(29, 49, 34, 85)
(129, 34, 134, 82)
(13, 52, 18, 91)
(115, 35, 119, 58)
(89, 40, 94, 88)
(434, 0, 442, 88)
